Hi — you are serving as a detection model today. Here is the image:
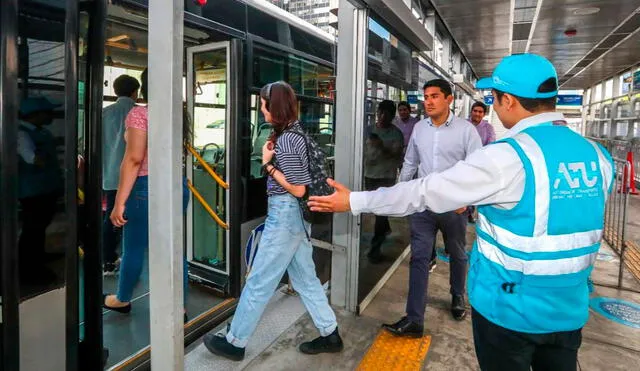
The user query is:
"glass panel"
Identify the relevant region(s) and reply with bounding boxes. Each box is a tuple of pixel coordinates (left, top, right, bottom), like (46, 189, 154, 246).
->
(358, 96, 411, 302)
(253, 48, 285, 88)
(191, 48, 228, 273)
(17, 3, 69, 301)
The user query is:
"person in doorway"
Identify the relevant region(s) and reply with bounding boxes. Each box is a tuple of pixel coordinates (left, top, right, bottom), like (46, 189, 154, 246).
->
(393, 101, 419, 150)
(467, 101, 496, 223)
(308, 53, 613, 371)
(17, 96, 64, 283)
(104, 69, 191, 321)
(364, 100, 404, 263)
(203, 81, 342, 361)
(387, 79, 481, 336)
(102, 74, 140, 275)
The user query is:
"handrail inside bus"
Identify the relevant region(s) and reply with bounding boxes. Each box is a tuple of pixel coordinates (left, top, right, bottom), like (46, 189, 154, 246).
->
(187, 144, 229, 190)
(187, 179, 229, 230)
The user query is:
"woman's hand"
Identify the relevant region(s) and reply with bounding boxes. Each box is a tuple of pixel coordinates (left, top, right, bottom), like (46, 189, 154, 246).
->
(262, 140, 275, 165)
(110, 203, 127, 227)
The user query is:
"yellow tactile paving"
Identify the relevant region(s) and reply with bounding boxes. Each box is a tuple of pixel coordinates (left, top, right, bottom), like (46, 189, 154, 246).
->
(357, 330, 431, 371)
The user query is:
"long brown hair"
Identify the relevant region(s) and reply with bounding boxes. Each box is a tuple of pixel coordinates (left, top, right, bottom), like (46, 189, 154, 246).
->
(260, 81, 298, 141)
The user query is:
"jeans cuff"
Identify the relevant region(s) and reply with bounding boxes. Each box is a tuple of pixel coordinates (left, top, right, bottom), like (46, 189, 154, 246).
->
(225, 331, 248, 349)
(318, 322, 338, 337)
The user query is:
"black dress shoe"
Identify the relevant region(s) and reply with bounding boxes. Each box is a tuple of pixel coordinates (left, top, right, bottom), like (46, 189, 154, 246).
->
(203, 333, 245, 361)
(299, 327, 344, 354)
(103, 294, 131, 314)
(382, 317, 424, 338)
(451, 294, 467, 321)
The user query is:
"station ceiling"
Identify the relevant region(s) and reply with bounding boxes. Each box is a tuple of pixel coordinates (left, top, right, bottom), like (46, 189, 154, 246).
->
(430, 0, 640, 89)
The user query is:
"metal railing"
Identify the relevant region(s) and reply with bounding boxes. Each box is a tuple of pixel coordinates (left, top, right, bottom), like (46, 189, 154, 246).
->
(601, 158, 635, 291)
(587, 137, 640, 185)
(186, 144, 229, 230)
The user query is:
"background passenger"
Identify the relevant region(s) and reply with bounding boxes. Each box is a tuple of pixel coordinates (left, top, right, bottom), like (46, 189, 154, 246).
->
(102, 74, 140, 275)
(364, 100, 404, 264)
(104, 69, 191, 321)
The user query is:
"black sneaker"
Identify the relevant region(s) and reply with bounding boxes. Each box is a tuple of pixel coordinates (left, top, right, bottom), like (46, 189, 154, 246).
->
(299, 327, 344, 355)
(203, 333, 245, 361)
(451, 294, 467, 321)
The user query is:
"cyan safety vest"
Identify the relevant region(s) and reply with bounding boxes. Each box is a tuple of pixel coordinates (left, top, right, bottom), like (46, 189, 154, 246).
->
(468, 122, 614, 333)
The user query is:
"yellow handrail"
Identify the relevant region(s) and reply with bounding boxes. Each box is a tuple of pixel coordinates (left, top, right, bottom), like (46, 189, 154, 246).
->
(187, 145, 229, 189)
(187, 179, 228, 230)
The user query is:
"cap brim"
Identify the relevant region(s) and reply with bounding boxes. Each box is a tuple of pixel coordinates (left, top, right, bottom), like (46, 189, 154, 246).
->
(475, 77, 494, 90)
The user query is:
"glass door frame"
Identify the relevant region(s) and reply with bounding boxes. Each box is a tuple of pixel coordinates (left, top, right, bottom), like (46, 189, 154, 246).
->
(1, 0, 21, 368)
(186, 41, 233, 280)
(1, 0, 83, 369)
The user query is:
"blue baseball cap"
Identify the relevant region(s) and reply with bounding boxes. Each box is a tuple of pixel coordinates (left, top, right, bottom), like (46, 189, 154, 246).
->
(19, 96, 62, 116)
(475, 54, 558, 99)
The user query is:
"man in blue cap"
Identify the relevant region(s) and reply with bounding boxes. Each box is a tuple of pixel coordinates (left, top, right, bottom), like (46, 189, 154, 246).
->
(17, 96, 64, 283)
(308, 54, 614, 370)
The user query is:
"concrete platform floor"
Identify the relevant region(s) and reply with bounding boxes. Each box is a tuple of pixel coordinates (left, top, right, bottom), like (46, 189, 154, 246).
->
(189, 224, 640, 371)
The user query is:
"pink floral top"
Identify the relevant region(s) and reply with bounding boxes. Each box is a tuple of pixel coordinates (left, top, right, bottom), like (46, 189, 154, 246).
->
(124, 105, 149, 177)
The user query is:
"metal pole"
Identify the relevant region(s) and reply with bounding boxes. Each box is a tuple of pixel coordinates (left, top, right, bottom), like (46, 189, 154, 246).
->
(148, 0, 184, 369)
(612, 165, 620, 251)
(331, 0, 368, 312)
(618, 162, 631, 288)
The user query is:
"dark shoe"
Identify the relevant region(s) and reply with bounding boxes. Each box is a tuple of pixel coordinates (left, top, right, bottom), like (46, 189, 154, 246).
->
(103, 258, 121, 276)
(468, 214, 476, 224)
(451, 295, 467, 321)
(382, 317, 424, 338)
(184, 312, 188, 324)
(299, 328, 344, 354)
(103, 294, 131, 314)
(203, 333, 245, 361)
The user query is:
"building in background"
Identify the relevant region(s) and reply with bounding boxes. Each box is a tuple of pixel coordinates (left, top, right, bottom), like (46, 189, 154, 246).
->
(267, 0, 338, 36)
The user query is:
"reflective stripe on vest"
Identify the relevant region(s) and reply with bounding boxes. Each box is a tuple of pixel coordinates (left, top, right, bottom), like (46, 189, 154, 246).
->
(476, 127, 608, 275)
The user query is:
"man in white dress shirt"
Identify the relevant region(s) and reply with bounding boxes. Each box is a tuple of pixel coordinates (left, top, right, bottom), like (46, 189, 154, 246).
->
(385, 79, 481, 337)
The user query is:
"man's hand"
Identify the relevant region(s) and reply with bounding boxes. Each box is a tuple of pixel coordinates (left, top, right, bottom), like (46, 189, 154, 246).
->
(308, 178, 352, 213)
(455, 206, 467, 214)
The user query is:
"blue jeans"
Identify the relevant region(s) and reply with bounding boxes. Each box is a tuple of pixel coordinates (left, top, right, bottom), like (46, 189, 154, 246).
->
(226, 194, 337, 348)
(116, 176, 190, 302)
(103, 189, 121, 264)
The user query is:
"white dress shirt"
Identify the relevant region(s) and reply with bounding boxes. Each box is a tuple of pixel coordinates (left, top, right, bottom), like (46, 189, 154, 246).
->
(399, 111, 482, 182)
(350, 112, 567, 216)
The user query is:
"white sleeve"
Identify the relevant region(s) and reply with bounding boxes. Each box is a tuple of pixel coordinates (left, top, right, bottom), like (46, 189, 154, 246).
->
(350, 143, 525, 216)
(17, 130, 36, 164)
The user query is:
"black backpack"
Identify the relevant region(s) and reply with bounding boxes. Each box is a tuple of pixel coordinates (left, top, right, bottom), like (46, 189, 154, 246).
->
(278, 123, 334, 225)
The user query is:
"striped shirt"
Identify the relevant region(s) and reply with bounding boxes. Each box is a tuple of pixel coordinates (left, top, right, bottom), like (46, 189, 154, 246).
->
(267, 123, 311, 196)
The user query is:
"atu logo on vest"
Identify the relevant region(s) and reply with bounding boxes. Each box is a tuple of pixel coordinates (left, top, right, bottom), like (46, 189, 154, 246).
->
(553, 162, 598, 195)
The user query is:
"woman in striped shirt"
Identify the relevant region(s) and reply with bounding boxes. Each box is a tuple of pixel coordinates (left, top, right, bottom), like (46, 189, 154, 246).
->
(204, 81, 343, 361)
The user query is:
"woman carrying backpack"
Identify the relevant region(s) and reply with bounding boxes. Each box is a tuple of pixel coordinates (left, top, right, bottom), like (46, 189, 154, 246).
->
(204, 81, 343, 360)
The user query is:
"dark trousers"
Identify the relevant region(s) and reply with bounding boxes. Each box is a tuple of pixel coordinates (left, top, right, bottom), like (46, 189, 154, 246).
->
(18, 192, 58, 270)
(407, 209, 467, 324)
(472, 308, 581, 371)
(103, 190, 121, 264)
(364, 177, 396, 256)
